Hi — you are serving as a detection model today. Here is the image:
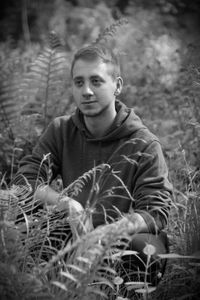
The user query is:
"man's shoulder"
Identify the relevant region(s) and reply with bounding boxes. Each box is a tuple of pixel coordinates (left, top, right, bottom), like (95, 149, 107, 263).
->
(51, 114, 73, 128)
(130, 126, 160, 145)
(44, 115, 75, 138)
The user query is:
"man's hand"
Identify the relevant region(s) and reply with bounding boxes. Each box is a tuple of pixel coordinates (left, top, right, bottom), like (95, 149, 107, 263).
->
(34, 185, 60, 206)
(34, 185, 93, 235)
(35, 185, 84, 216)
(58, 196, 93, 236)
(57, 196, 84, 215)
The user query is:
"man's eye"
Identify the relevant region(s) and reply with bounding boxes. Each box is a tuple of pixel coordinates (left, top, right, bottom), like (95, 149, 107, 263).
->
(91, 78, 101, 86)
(74, 80, 83, 87)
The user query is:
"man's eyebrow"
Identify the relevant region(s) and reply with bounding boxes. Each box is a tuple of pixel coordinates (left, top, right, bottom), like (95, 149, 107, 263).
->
(73, 76, 83, 80)
(90, 75, 104, 80)
(73, 75, 104, 80)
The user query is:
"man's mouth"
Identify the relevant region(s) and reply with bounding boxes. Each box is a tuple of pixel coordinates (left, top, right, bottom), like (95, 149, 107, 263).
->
(82, 100, 97, 104)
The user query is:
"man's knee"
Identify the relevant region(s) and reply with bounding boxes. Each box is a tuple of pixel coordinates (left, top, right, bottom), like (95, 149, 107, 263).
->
(120, 231, 169, 285)
(129, 231, 169, 255)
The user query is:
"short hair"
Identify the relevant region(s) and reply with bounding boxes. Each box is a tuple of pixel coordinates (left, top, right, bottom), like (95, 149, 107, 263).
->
(70, 44, 121, 78)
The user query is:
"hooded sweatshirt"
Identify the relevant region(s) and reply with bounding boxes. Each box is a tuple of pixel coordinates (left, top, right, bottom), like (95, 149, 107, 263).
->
(14, 100, 172, 231)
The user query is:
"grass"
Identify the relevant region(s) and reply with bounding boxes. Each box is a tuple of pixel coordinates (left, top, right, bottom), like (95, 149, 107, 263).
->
(0, 16, 200, 300)
(0, 152, 200, 300)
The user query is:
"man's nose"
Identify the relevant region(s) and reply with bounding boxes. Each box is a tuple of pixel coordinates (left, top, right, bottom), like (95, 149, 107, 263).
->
(82, 83, 94, 97)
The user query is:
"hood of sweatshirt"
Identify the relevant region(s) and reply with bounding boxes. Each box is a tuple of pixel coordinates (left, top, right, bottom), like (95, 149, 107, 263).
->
(71, 100, 147, 142)
(72, 100, 146, 142)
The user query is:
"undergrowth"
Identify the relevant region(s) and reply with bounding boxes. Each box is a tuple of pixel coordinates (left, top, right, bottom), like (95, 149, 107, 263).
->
(0, 12, 200, 300)
(1, 151, 200, 300)
(0, 163, 162, 300)
(0, 32, 73, 182)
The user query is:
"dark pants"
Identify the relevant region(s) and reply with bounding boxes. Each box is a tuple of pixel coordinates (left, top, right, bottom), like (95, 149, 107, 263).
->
(118, 231, 169, 286)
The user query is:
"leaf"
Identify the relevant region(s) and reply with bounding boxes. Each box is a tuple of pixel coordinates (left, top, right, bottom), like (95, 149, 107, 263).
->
(121, 250, 138, 257)
(0, 31, 70, 141)
(20, 32, 70, 129)
(48, 31, 64, 50)
(66, 264, 86, 274)
(125, 281, 146, 286)
(51, 281, 68, 291)
(135, 286, 157, 294)
(17, 207, 29, 238)
(109, 250, 138, 260)
(97, 266, 116, 275)
(86, 286, 108, 299)
(158, 253, 200, 259)
(0, 62, 24, 134)
(62, 163, 110, 199)
(76, 256, 91, 264)
(92, 276, 114, 290)
(125, 281, 150, 291)
(60, 270, 78, 282)
(95, 18, 129, 45)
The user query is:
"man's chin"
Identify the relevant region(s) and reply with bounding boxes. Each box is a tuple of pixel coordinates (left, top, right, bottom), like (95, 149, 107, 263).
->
(82, 111, 101, 117)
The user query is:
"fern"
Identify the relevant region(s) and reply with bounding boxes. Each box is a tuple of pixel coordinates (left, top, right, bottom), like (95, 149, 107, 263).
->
(0, 181, 132, 300)
(60, 163, 111, 199)
(0, 57, 24, 138)
(43, 217, 132, 300)
(0, 32, 72, 179)
(21, 31, 71, 130)
(48, 30, 65, 50)
(0, 31, 71, 139)
(1, 153, 163, 300)
(94, 18, 129, 46)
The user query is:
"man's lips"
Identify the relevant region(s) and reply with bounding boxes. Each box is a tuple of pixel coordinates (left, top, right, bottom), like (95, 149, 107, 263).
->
(81, 100, 97, 104)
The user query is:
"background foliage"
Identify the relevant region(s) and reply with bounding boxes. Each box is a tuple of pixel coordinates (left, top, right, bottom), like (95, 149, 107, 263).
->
(0, 0, 200, 299)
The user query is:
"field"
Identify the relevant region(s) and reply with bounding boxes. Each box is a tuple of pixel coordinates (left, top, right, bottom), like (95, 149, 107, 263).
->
(0, 1, 200, 299)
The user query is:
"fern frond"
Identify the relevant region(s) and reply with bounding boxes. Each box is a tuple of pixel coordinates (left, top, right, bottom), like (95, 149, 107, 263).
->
(43, 216, 132, 298)
(0, 60, 25, 136)
(48, 30, 64, 50)
(61, 163, 111, 198)
(0, 182, 33, 222)
(94, 18, 129, 45)
(21, 32, 71, 129)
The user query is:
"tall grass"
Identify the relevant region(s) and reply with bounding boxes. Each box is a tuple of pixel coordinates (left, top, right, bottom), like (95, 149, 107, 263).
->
(153, 148, 200, 300)
(0, 15, 200, 300)
(0, 159, 169, 300)
(1, 151, 200, 300)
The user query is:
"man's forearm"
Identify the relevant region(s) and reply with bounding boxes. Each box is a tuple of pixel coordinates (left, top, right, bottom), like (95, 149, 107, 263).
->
(34, 184, 85, 216)
(118, 212, 149, 235)
(34, 186, 149, 235)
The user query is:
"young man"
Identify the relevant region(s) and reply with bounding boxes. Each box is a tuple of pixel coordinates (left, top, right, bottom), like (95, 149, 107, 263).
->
(13, 44, 172, 286)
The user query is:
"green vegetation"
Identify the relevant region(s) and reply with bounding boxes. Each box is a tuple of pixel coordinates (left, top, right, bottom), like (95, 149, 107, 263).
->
(0, 1, 200, 299)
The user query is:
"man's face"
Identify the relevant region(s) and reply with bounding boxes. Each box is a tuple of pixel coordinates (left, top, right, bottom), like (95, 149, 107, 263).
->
(72, 58, 117, 117)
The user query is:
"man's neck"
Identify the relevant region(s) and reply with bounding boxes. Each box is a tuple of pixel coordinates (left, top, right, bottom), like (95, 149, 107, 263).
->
(84, 109, 117, 138)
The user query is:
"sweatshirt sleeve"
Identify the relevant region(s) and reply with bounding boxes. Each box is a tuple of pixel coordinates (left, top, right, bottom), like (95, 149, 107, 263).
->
(133, 140, 172, 233)
(12, 118, 63, 191)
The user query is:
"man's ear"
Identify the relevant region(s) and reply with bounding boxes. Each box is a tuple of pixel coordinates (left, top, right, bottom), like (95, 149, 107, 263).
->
(114, 77, 123, 96)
